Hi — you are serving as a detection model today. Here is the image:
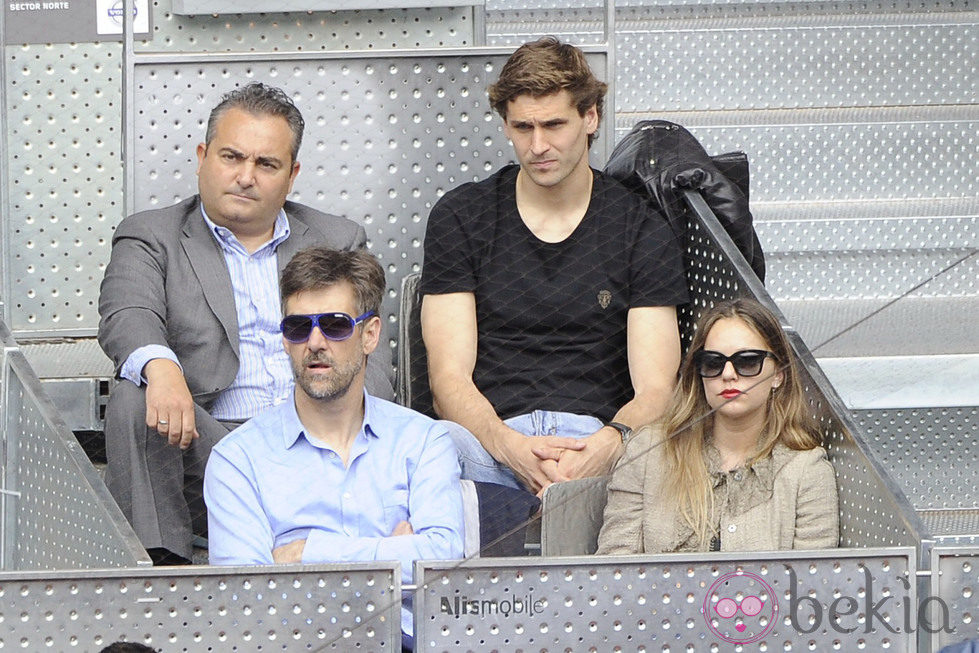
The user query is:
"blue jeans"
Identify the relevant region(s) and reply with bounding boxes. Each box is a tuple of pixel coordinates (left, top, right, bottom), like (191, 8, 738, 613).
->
(441, 410, 604, 489)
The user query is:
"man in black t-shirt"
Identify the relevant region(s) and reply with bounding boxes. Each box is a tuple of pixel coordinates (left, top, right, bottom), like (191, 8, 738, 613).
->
(420, 37, 688, 495)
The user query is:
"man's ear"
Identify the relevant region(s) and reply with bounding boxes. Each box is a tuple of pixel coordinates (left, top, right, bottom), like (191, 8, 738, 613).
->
(196, 142, 207, 174)
(501, 116, 513, 142)
(361, 315, 381, 355)
(583, 104, 599, 135)
(287, 160, 301, 190)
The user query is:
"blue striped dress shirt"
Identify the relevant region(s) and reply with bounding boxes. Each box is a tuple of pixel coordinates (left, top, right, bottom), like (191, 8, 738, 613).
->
(120, 207, 294, 421)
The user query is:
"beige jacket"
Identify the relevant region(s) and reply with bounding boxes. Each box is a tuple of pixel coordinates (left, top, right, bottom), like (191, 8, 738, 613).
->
(596, 425, 839, 554)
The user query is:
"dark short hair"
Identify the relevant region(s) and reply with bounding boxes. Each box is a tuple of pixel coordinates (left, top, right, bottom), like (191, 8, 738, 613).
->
(205, 82, 305, 163)
(99, 643, 157, 653)
(280, 247, 385, 317)
(488, 37, 608, 146)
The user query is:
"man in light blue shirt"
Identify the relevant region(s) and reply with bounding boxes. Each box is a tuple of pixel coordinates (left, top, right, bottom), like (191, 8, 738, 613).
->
(98, 83, 394, 565)
(205, 247, 464, 648)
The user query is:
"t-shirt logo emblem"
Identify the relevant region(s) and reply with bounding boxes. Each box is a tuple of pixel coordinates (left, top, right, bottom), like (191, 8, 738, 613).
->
(597, 289, 612, 309)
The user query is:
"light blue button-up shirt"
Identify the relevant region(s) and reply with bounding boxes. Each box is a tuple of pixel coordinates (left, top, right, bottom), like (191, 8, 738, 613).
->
(204, 391, 464, 640)
(120, 207, 294, 421)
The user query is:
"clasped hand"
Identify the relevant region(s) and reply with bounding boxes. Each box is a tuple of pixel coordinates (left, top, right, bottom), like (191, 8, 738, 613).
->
(503, 428, 622, 496)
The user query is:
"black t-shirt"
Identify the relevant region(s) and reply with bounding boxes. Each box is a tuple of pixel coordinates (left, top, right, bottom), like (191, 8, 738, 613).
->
(420, 165, 688, 421)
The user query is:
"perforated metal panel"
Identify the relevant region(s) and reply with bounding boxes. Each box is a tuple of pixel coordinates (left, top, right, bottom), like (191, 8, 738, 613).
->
(613, 117, 979, 204)
(485, 5, 606, 47)
(415, 550, 916, 651)
(129, 51, 608, 347)
(131, 54, 507, 338)
(921, 512, 979, 546)
(932, 548, 979, 651)
(603, 5, 979, 377)
(0, 563, 400, 651)
(678, 217, 744, 349)
(853, 408, 979, 514)
(138, 0, 476, 53)
(3, 43, 124, 336)
(615, 13, 977, 112)
(767, 251, 976, 303)
(3, 350, 145, 570)
(755, 210, 978, 254)
(17, 337, 114, 378)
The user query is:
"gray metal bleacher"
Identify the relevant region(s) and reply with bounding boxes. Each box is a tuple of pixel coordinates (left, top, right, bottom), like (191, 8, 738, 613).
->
(0, 319, 146, 570)
(1, 0, 975, 651)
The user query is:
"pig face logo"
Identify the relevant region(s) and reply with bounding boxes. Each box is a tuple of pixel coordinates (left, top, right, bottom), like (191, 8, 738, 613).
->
(702, 570, 778, 644)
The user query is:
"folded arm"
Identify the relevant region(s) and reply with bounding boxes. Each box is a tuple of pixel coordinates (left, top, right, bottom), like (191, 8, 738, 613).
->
(299, 427, 464, 581)
(205, 427, 464, 583)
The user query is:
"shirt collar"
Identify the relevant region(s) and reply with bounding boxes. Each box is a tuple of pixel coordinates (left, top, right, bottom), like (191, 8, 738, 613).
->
(199, 204, 291, 254)
(282, 389, 379, 449)
(706, 441, 791, 490)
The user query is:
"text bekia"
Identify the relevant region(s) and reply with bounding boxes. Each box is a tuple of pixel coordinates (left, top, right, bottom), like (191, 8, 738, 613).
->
(440, 591, 545, 619)
(788, 567, 953, 634)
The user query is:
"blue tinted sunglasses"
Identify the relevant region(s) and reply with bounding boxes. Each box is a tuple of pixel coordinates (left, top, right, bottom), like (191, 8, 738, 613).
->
(280, 311, 375, 343)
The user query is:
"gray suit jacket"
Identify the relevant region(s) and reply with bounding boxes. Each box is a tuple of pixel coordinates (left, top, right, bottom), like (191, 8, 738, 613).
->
(98, 196, 394, 409)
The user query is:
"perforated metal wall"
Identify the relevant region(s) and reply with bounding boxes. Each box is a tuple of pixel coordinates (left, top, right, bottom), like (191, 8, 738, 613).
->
(2, 3, 477, 336)
(485, 5, 606, 47)
(138, 1, 476, 53)
(932, 548, 979, 651)
(613, 118, 979, 204)
(756, 210, 977, 254)
(0, 564, 400, 651)
(129, 51, 608, 343)
(2, 350, 145, 570)
(3, 43, 124, 336)
(854, 407, 979, 514)
(415, 550, 916, 651)
(615, 14, 977, 113)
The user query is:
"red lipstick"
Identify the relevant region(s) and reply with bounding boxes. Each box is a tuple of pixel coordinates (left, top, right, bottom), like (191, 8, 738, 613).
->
(721, 389, 742, 400)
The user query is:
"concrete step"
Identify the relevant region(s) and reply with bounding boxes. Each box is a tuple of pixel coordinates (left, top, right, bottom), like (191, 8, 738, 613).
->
(819, 354, 979, 409)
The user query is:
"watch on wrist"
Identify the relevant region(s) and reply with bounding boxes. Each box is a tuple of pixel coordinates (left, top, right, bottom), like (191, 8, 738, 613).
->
(605, 421, 633, 443)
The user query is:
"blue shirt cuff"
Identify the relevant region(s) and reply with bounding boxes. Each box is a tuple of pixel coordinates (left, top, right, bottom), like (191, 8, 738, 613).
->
(120, 345, 182, 385)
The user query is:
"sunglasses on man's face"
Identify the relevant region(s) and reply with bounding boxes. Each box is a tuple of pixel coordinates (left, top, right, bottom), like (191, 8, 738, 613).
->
(692, 349, 777, 378)
(280, 311, 375, 343)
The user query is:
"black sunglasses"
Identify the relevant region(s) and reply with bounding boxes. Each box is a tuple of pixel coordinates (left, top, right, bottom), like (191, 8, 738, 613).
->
(692, 349, 777, 378)
(280, 311, 375, 343)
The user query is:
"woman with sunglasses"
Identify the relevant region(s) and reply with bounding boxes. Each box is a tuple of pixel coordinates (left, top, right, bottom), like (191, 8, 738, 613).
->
(597, 298, 838, 554)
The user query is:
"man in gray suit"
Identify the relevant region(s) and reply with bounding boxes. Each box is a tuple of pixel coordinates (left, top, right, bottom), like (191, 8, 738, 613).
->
(98, 83, 394, 564)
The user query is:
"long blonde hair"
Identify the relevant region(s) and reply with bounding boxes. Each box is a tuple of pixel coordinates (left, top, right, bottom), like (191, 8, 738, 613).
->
(661, 298, 821, 548)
